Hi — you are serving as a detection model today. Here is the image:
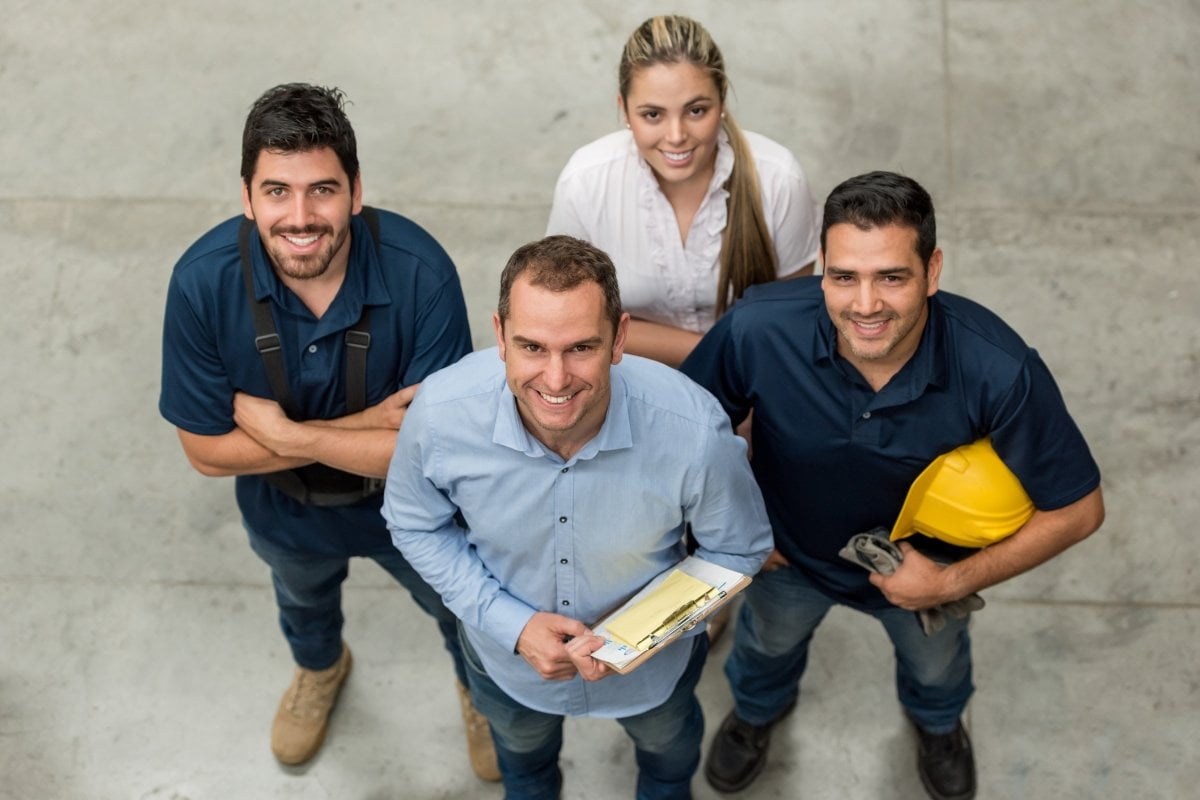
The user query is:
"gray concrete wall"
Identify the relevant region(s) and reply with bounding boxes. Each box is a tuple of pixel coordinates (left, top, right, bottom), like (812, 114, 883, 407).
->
(1, 1, 1197, 797)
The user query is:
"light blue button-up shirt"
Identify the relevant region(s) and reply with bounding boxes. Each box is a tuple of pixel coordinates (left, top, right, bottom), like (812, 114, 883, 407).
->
(384, 348, 772, 718)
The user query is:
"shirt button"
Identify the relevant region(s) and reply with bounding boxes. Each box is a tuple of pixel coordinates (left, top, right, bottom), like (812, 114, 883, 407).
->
(561, 600, 570, 606)
(559, 516, 568, 523)
(307, 344, 318, 354)
(561, 467, 569, 473)
(861, 411, 871, 420)
(560, 558, 568, 565)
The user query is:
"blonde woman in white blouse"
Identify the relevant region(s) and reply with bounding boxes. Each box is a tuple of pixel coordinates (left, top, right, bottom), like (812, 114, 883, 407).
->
(547, 14, 821, 367)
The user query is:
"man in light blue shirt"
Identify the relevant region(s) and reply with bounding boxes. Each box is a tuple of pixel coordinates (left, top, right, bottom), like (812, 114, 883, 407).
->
(384, 235, 773, 799)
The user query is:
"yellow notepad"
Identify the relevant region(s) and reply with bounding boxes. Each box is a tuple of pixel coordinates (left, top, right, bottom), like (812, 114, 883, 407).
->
(604, 569, 718, 651)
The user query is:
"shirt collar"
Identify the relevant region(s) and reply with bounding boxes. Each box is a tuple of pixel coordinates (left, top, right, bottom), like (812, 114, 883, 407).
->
(491, 367, 634, 464)
(248, 213, 392, 328)
(812, 291, 948, 396)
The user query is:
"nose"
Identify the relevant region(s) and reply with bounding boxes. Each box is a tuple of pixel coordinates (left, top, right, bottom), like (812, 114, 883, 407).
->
(542, 354, 570, 392)
(665, 114, 686, 146)
(852, 281, 884, 315)
(286, 193, 317, 230)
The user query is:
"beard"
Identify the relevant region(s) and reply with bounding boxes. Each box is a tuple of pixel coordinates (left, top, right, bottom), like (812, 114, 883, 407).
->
(834, 305, 929, 365)
(263, 223, 345, 281)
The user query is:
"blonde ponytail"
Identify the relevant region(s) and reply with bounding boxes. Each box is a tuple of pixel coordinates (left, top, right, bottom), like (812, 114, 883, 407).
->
(716, 112, 776, 316)
(619, 15, 778, 318)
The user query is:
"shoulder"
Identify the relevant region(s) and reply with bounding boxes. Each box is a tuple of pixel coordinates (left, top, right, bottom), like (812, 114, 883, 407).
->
(741, 274, 823, 303)
(171, 215, 243, 285)
(695, 277, 823, 357)
(366, 207, 457, 278)
(934, 291, 1031, 366)
(555, 130, 634, 183)
(616, 355, 725, 427)
(740, 130, 805, 178)
(742, 130, 798, 166)
(732, 276, 823, 324)
(416, 348, 503, 406)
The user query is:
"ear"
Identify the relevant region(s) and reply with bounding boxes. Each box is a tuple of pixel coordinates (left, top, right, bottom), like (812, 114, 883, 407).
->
(926, 248, 943, 296)
(351, 172, 363, 215)
(493, 311, 506, 360)
(616, 94, 628, 126)
(610, 312, 631, 365)
(241, 181, 254, 220)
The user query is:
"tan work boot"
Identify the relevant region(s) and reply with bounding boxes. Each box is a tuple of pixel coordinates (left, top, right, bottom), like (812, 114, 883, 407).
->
(271, 644, 353, 765)
(456, 680, 500, 781)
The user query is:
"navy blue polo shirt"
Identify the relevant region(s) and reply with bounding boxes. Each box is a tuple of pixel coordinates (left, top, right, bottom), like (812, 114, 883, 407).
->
(160, 210, 472, 556)
(681, 276, 1100, 609)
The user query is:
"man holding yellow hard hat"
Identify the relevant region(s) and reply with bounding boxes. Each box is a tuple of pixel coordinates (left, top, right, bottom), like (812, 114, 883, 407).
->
(891, 436, 1035, 550)
(682, 171, 1104, 800)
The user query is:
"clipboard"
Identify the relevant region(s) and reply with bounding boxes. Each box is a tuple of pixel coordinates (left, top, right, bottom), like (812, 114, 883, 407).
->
(588, 556, 751, 675)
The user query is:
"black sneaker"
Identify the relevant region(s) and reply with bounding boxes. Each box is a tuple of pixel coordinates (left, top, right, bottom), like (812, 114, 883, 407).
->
(914, 719, 976, 800)
(704, 707, 785, 793)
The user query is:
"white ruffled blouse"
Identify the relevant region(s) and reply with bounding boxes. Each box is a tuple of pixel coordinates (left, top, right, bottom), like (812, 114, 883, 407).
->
(547, 128, 820, 333)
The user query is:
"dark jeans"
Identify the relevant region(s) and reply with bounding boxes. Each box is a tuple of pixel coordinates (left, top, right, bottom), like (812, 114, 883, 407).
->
(725, 564, 973, 734)
(462, 627, 708, 800)
(246, 521, 466, 685)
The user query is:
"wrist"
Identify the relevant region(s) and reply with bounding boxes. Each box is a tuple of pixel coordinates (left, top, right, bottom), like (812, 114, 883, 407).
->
(270, 418, 313, 458)
(939, 562, 972, 604)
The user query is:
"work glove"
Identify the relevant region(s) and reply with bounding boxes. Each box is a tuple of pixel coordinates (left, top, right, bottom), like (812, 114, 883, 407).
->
(838, 528, 984, 636)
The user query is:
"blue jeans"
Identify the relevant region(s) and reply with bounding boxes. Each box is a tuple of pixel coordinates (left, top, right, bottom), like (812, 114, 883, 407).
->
(725, 564, 973, 734)
(462, 627, 708, 800)
(246, 522, 466, 685)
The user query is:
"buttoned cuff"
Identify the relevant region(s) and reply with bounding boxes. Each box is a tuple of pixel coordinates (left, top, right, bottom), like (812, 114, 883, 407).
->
(481, 592, 538, 654)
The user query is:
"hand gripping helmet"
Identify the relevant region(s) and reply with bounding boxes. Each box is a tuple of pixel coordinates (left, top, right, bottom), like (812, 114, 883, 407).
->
(889, 438, 1035, 549)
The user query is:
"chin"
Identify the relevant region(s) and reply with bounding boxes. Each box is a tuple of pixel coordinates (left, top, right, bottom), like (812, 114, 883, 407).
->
(852, 344, 895, 361)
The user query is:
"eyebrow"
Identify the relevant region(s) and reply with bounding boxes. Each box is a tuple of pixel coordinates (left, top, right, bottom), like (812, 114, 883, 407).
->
(257, 178, 343, 190)
(634, 94, 714, 111)
(825, 265, 914, 276)
(511, 334, 605, 349)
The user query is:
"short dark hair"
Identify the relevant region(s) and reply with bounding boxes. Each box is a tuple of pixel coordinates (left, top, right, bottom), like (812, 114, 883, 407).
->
(497, 236, 623, 335)
(820, 171, 937, 266)
(240, 83, 359, 186)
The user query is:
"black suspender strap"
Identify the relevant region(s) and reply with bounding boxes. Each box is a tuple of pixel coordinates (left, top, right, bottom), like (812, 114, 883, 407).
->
(342, 206, 380, 414)
(239, 218, 300, 418)
(238, 208, 385, 505)
(343, 320, 371, 413)
(360, 205, 382, 253)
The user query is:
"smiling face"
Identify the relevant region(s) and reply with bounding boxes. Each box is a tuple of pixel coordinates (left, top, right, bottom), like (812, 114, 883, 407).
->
(493, 275, 629, 460)
(241, 146, 362, 282)
(821, 223, 942, 389)
(621, 60, 723, 195)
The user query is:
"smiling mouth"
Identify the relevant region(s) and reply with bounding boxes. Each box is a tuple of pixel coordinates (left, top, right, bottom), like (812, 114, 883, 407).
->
(537, 390, 576, 405)
(845, 316, 896, 337)
(661, 149, 694, 163)
(283, 233, 320, 246)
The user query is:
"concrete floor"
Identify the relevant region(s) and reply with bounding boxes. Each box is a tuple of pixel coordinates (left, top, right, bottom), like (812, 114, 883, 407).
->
(1, 0, 1197, 797)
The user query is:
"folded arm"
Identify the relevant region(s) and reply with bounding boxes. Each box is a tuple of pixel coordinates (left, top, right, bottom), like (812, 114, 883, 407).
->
(177, 385, 419, 479)
(177, 426, 313, 477)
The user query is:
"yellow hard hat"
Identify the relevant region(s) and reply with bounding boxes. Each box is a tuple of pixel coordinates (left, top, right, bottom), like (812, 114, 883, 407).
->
(890, 438, 1034, 549)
